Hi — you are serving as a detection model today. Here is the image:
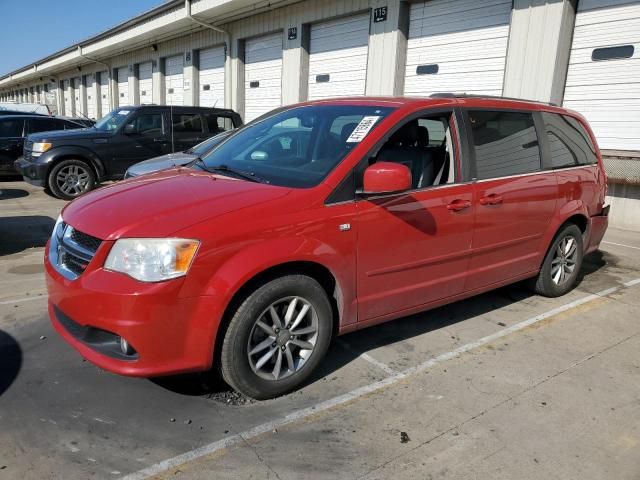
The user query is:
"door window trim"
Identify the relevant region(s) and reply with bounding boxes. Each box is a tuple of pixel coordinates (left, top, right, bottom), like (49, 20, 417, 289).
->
(324, 107, 468, 205)
(460, 107, 545, 182)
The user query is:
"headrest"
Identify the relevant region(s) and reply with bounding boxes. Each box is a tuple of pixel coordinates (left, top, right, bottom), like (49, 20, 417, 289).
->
(389, 121, 418, 147)
(417, 126, 429, 147)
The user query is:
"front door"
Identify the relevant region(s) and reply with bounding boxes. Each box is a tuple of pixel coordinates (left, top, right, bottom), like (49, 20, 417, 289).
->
(0, 118, 25, 174)
(356, 112, 474, 322)
(463, 109, 558, 291)
(113, 111, 169, 174)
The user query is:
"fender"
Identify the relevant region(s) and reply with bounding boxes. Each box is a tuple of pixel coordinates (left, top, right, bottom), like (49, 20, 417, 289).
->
(538, 198, 589, 265)
(40, 145, 106, 179)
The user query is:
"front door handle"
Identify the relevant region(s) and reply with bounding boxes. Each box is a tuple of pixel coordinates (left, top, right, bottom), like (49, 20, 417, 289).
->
(479, 194, 503, 206)
(446, 199, 472, 212)
(153, 138, 168, 143)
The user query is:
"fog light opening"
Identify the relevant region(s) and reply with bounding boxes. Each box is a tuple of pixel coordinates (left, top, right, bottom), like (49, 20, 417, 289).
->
(119, 336, 135, 356)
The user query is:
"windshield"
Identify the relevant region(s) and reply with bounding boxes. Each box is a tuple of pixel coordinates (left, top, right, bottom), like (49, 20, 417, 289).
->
(199, 105, 394, 188)
(188, 131, 233, 156)
(94, 109, 132, 132)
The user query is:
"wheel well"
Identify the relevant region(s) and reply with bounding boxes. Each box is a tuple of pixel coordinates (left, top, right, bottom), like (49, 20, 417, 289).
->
(564, 214, 588, 234)
(213, 262, 341, 368)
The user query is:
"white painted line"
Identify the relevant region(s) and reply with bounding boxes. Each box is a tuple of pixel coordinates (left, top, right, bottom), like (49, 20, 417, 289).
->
(120, 279, 640, 480)
(0, 295, 46, 306)
(338, 339, 396, 375)
(602, 241, 640, 251)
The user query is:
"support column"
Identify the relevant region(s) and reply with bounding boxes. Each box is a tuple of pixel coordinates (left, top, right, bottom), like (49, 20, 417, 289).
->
(365, 0, 409, 96)
(153, 58, 165, 105)
(282, 23, 305, 104)
(503, 0, 577, 104)
(183, 50, 196, 106)
(130, 64, 140, 106)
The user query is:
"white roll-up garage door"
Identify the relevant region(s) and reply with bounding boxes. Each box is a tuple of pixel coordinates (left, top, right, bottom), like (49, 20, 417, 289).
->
(73, 77, 81, 117)
(63, 79, 72, 116)
(199, 46, 225, 108)
(117, 67, 129, 107)
(138, 62, 153, 105)
(404, 0, 512, 97)
(86, 75, 96, 120)
(307, 13, 371, 100)
(244, 33, 283, 122)
(563, 0, 640, 152)
(165, 55, 184, 106)
(99, 71, 110, 118)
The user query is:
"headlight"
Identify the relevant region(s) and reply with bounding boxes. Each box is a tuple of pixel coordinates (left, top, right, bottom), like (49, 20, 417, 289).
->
(32, 142, 52, 157)
(104, 238, 200, 282)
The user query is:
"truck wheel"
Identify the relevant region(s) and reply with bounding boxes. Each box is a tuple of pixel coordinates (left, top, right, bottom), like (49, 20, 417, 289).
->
(48, 159, 95, 200)
(531, 223, 584, 297)
(220, 275, 333, 400)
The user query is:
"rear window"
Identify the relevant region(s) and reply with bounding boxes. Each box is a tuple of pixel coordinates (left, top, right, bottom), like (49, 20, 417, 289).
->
(0, 119, 24, 137)
(172, 114, 203, 133)
(541, 113, 597, 169)
(467, 110, 541, 180)
(29, 118, 64, 133)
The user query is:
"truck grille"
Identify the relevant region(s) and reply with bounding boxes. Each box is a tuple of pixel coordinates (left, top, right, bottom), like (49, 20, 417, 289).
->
(24, 140, 33, 160)
(50, 222, 102, 280)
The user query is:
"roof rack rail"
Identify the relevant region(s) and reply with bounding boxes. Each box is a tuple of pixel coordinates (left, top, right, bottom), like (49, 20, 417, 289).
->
(429, 92, 558, 107)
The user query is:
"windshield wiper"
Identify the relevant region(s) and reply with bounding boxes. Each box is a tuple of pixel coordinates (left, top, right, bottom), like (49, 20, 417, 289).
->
(193, 158, 268, 184)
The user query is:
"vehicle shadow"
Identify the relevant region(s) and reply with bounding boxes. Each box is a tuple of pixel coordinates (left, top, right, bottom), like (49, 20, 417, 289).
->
(0, 216, 55, 256)
(0, 188, 29, 200)
(151, 250, 609, 402)
(0, 330, 22, 397)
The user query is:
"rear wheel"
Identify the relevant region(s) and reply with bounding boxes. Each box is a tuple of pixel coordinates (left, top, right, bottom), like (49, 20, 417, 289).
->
(220, 275, 333, 400)
(48, 159, 95, 200)
(531, 223, 583, 297)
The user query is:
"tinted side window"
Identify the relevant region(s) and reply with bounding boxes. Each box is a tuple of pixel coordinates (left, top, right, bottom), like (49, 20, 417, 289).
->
(468, 110, 541, 180)
(203, 113, 233, 134)
(0, 119, 24, 137)
(542, 112, 597, 168)
(172, 114, 203, 133)
(28, 118, 62, 133)
(131, 114, 163, 135)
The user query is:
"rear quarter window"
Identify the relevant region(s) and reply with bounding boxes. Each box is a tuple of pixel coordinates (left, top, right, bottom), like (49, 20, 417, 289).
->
(541, 112, 597, 169)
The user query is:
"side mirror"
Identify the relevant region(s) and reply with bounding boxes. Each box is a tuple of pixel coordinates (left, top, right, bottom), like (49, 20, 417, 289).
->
(362, 162, 412, 196)
(123, 124, 137, 135)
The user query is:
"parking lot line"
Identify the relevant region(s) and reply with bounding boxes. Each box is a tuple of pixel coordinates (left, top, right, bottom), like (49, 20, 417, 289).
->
(0, 294, 46, 306)
(338, 339, 397, 374)
(602, 240, 640, 251)
(119, 278, 640, 480)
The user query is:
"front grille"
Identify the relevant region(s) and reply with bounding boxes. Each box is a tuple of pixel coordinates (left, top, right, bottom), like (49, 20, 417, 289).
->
(24, 141, 33, 161)
(50, 223, 102, 280)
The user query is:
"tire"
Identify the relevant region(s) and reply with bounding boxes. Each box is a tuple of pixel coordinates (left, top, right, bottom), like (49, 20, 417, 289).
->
(48, 159, 96, 200)
(531, 223, 584, 297)
(220, 275, 333, 400)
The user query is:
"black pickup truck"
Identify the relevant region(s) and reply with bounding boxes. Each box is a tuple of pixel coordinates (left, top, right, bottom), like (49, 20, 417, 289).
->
(15, 105, 242, 199)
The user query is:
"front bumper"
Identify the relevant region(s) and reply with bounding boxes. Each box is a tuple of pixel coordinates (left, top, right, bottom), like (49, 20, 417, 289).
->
(45, 243, 223, 377)
(14, 157, 47, 187)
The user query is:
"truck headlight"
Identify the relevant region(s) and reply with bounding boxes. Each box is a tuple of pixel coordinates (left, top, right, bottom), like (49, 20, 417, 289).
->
(104, 238, 200, 282)
(32, 142, 52, 157)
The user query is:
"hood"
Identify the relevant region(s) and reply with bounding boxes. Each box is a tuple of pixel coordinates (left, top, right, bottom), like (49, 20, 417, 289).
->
(126, 152, 197, 177)
(28, 128, 108, 143)
(62, 169, 292, 239)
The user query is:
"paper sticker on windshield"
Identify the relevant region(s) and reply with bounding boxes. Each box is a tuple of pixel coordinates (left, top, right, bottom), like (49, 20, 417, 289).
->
(346, 116, 381, 143)
(117, 110, 130, 115)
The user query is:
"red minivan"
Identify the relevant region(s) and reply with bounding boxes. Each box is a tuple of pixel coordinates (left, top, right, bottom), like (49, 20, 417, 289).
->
(46, 95, 609, 399)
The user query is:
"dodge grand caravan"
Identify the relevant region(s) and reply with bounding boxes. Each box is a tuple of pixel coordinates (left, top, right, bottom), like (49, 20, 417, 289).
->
(46, 95, 609, 399)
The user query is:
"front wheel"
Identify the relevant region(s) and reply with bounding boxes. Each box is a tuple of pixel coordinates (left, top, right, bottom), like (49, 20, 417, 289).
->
(531, 223, 584, 297)
(48, 159, 96, 200)
(220, 275, 333, 400)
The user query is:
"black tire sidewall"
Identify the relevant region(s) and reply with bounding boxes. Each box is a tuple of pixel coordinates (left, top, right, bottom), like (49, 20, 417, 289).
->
(220, 275, 333, 400)
(537, 224, 584, 297)
(48, 159, 95, 200)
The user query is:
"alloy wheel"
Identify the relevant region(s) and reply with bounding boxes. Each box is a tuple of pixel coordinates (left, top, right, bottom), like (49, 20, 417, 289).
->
(247, 296, 319, 381)
(56, 165, 91, 196)
(551, 235, 578, 285)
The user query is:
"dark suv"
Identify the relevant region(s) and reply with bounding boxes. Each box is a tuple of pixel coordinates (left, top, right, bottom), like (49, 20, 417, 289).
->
(0, 115, 88, 176)
(15, 105, 242, 199)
